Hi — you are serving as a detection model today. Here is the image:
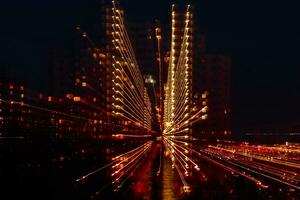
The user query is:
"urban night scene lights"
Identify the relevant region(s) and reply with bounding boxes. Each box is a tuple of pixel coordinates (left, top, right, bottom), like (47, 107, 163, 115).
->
(1, 0, 300, 200)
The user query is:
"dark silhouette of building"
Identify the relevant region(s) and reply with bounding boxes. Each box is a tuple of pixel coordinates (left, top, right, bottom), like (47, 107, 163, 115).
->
(194, 54, 231, 139)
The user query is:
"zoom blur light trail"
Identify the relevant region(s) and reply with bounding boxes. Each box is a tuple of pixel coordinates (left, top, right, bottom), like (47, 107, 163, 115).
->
(111, 0, 152, 132)
(75, 141, 152, 184)
(111, 141, 153, 188)
(160, 4, 208, 192)
(201, 143, 300, 190)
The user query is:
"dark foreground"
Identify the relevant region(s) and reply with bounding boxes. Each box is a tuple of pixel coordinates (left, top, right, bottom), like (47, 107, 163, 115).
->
(1, 133, 299, 200)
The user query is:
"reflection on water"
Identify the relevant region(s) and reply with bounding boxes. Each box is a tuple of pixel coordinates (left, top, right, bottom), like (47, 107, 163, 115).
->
(3, 137, 298, 200)
(132, 143, 157, 200)
(129, 143, 184, 200)
(118, 142, 183, 200)
(161, 155, 178, 200)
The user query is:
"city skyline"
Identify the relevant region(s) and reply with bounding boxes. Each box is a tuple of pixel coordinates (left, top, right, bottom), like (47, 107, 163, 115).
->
(1, 1, 300, 199)
(1, 0, 300, 132)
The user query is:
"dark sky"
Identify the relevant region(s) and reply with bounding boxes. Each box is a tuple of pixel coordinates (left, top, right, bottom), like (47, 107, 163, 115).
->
(1, 0, 300, 132)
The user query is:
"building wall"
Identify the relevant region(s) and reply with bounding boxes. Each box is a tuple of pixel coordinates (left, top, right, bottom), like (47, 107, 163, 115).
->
(193, 54, 231, 139)
(129, 21, 158, 78)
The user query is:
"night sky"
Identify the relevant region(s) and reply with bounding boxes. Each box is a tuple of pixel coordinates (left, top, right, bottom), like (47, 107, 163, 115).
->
(1, 0, 300, 132)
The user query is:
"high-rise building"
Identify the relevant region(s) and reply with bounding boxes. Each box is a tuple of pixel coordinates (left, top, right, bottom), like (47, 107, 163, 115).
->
(48, 14, 113, 134)
(163, 4, 193, 130)
(159, 4, 231, 140)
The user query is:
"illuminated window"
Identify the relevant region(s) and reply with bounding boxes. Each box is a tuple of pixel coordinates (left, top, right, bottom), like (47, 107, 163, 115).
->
(92, 53, 97, 59)
(74, 96, 81, 102)
(99, 53, 106, 59)
(202, 91, 208, 99)
(66, 94, 73, 99)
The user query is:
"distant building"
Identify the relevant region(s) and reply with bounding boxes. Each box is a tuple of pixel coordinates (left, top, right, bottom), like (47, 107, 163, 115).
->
(144, 74, 160, 131)
(128, 20, 162, 131)
(48, 49, 75, 96)
(129, 21, 158, 78)
(193, 54, 231, 139)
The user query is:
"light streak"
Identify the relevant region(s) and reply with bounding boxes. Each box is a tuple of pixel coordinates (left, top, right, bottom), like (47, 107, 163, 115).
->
(111, 0, 153, 133)
(76, 141, 152, 183)
(202, 143, 300, 190)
